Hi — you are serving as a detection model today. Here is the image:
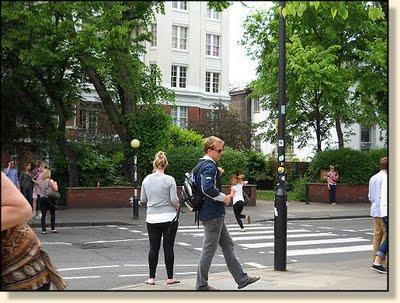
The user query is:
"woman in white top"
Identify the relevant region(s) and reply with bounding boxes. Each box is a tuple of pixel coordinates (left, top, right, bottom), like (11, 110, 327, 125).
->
(229, 174, 250, 231)
(140, 151, 180, 285)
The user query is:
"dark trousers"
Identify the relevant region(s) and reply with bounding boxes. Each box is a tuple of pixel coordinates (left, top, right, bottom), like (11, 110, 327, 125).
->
(233, 201, 246, 229)
(40, 197, 56, 231)
(328, 184, 337, 204)
(22, 187, 33, 208)
(146, 221, 178, 279)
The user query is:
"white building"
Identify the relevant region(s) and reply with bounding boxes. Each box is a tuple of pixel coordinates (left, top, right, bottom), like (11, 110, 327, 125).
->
(69, 1, 230, 134)
(143, 1, 230, 129)
(250, 97, 387, 161)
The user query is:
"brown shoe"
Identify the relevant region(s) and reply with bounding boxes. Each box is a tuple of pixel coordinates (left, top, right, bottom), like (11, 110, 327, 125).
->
(238, 276, 260, 289)
(246, 215, 251, 224)
(197, 285, 219, 291)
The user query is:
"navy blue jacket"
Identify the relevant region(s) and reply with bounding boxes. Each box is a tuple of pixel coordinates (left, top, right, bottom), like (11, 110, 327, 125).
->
(195, 158, 226, 222)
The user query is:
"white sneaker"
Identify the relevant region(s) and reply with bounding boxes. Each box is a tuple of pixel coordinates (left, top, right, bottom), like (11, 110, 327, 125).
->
(241, 228, 246, 232)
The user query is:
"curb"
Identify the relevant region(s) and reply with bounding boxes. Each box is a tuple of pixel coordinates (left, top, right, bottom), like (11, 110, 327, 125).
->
(28, 215, 370, 228)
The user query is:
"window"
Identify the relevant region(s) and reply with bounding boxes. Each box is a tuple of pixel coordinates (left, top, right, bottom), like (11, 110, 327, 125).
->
(172, 106, 188, 129)
(150, 63, 157, 75)
(151, 23, 157, 47)
(172, 25, 188, 50)
(206, 34, 220, 57)
(206, 8, 220, 20)
(253, 98, 260, 113)
(360, 126, 371, 150)
(172, 1, 187, 10)
(205, 72, 220, 93)
(253, 139, 261, 151)
(171, 65, 187, 88)
(79, 108, 98, 133)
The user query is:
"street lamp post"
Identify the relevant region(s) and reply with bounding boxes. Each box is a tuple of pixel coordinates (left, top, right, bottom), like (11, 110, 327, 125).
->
(274, 0, 287, 272)
(130, 139, 140, 220)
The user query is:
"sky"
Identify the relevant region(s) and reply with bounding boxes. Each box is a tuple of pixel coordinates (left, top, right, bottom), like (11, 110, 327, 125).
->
(228, 1, 273, 90)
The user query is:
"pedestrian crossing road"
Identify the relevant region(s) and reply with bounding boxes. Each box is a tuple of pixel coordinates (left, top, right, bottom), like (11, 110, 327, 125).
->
(37, 218, 375, 290)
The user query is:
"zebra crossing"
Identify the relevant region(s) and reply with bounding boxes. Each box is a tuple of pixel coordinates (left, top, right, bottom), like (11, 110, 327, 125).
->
(176, 222, 373, 258)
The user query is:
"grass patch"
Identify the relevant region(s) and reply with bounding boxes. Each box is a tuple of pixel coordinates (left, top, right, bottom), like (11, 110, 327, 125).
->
(257, 190, 297, 202)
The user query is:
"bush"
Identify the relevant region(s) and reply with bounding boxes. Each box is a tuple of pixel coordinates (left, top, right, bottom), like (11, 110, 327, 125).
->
(169, 125, 203, 147)
(165, 146, 204, 185)
(219, 147, 248, 185)
(307, 148, 387, 185)
(291, 176, 311, 201)
(165, 146, 249, 186)
(243, 150, 273, 189)
(366, 148, 388, 172)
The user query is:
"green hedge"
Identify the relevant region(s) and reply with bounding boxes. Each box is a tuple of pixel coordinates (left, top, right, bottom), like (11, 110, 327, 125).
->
(307, 148, 387, 185)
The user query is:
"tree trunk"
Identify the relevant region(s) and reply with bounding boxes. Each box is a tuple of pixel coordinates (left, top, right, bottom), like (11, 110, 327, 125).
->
(335, 115, 344, 148)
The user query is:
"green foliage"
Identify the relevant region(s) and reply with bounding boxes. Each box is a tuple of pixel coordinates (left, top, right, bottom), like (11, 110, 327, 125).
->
(292, 175, 311, 202)
(242, 2, 387, 152)
(126, 104, 173, 178)
(242, 150, 273, 188)
(165, 146, 204, 185)
(219, 147, 248, 185)
(366, 148, 388, 172)
(282, 1, 384, 21)
(169, 125, 203, 148)
(307, 148, 387, 185)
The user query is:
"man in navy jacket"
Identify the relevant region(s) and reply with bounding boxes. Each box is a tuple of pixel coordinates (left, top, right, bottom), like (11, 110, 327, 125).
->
(195, 136, 260, 291)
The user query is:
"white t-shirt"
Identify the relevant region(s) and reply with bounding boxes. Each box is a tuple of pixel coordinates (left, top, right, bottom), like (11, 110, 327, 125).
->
(231, 183, 244, 205)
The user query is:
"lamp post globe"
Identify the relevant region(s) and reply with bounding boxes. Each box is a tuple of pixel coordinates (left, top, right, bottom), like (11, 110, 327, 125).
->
(130, 139, 140, 149)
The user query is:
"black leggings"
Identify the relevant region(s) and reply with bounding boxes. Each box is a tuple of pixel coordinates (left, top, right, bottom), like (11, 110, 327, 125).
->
(233, 201, 246, 229)
(37, 282, 51, 291)
(40, 197, 56, 232)
(146, 221, 178, 279)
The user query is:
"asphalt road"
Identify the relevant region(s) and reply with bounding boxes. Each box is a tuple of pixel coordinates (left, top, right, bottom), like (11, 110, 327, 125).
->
(36, 217, 375, 290)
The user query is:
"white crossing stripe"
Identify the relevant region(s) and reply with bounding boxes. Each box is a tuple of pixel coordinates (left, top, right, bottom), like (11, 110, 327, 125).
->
(273, 244, 373, 256)
(84, 238, 147, 244)
(117, 227, 129, 230)
(63, 276, 101, 280)
(239, 237, 369, 248)
(178, 223, 263, 230)
(119, 273, 147, 278)
(245, 262, 268, 269)
(177, 242, 191, 246)
(194, 248, 202, 251)
(190, 229, 310, 237)
(59, 265, 120, 271)
(178, 226, 274, 233)
(320, 227, 335, 230)
(41, 242, 73, 246)
(232, 232, 338, 241)
(341, 229, 357, 232)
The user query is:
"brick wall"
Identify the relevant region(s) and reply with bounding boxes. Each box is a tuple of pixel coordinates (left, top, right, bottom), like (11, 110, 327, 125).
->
(306, 183, 369, 203)
(66, 185, 257, 208)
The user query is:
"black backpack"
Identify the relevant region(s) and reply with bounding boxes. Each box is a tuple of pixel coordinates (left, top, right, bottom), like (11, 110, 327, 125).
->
(182, 160, 213, 225)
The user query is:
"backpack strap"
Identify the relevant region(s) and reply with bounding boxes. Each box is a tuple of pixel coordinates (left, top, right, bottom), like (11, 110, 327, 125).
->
(192, 159, 216, 229)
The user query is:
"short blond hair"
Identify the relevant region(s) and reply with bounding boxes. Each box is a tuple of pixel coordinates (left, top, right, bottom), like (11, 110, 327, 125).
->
(41, 169, 51, 180)
(153, 151, 168, 171)
(203, 136, 224, 153)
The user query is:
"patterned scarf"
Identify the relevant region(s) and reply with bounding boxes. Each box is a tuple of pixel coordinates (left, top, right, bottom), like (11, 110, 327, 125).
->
(1, 223, 67, 290)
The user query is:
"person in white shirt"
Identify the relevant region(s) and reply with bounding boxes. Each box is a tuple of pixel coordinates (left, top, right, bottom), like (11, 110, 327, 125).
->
(140, 151, 180, 285)
(371, 157, 388, 274)
(368, 157, 387, 260)
(229, 174, 250, 231)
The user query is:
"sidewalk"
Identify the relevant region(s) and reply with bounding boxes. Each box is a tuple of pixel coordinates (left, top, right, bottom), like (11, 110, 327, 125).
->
(29, 201, 371, 227)
(119, 257, 387, 291)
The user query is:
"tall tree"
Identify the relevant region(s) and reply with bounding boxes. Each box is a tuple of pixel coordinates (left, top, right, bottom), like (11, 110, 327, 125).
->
(241, 2, 387, 151)
(2, 2, 83, 186)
